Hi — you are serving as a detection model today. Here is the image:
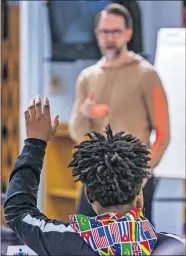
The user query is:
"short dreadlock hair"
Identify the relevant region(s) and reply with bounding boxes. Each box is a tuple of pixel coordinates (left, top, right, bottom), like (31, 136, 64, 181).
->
(69, 125, 150, 208)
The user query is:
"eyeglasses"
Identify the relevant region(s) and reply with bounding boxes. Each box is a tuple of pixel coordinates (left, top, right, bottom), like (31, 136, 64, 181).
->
(97, 29, 124, 37)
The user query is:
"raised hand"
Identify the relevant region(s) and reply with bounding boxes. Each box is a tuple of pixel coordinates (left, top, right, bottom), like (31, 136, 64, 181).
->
(24, 96, 59, 142)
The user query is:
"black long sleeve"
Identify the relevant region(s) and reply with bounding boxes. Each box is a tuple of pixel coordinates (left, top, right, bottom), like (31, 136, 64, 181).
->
(3, 139, 95, 256)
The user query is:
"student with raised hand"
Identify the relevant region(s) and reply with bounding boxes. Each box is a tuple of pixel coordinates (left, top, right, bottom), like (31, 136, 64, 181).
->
(4, 97, 183, 255)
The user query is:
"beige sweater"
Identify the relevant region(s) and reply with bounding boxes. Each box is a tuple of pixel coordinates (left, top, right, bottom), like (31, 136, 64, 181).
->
(69, 52, 170, 168)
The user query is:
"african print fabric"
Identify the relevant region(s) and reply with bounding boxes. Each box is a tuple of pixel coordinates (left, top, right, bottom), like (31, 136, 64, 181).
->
(69, 208, 158, 255)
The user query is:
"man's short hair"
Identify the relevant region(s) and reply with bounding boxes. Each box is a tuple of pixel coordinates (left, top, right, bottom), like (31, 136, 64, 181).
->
(95, 3, 133, 29)
(69, 125, 150, 208)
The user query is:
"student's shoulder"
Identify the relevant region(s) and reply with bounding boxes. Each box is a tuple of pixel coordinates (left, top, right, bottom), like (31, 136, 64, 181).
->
(153, 232, 185, 255)
(157, 232, 185, 243)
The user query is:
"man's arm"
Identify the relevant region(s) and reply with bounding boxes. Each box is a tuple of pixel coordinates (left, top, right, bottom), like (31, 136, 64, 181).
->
(141, 69, 170, 168)
(69, 72, 92, 142)
(4, 138, 76, 255)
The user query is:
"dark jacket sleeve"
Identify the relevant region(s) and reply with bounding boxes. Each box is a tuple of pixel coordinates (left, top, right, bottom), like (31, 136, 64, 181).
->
(3, 139, 83, 256)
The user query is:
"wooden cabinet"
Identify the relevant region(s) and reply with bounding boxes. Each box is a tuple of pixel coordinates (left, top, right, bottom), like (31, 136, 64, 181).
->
(44, 123, 82, 222)
(1, 5, 20, 188)
(1, 4, 20, 225)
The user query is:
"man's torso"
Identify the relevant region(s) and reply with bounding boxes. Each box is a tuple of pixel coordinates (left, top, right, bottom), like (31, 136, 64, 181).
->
(83, 54, 153, 146)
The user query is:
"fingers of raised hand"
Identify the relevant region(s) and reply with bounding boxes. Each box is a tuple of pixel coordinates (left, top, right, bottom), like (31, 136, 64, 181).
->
(28, 98, 36, 119)
(43, 97, 51, 119)
(52, 115, 59, 133)
(28, 96, 42, 120)
(24, 109, 30, 124)
(27, 96, 51, 121)
(35, 96, 42, 120)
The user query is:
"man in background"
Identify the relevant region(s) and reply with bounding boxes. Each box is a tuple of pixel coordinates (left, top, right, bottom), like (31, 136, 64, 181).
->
(69, 3, 170, 224)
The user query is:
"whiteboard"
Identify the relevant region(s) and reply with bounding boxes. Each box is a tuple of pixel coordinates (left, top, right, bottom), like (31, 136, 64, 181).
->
(153, 28, 185, 179)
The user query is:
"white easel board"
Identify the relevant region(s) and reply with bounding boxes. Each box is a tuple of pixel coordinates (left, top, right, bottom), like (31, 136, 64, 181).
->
(154, 28, 185, 179)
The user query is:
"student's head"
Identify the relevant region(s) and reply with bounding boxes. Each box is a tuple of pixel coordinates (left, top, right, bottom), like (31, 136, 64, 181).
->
(69, 125, 150, 215)
(95, 3, 133, 60)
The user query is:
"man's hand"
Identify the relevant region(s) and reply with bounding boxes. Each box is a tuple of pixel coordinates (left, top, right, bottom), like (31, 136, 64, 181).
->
(80, 95, 109, 119)
(24, 96, 59, 142)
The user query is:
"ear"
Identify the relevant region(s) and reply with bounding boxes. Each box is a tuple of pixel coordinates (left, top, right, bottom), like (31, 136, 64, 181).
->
(125, 28, 133, 42)
(84, 187, 93, 204)
(138, 187, 143, 197)
(136, 186, 144, 209)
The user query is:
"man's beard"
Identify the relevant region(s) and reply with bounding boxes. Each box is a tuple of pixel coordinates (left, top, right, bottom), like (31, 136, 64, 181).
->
(101, 45, 123, 60)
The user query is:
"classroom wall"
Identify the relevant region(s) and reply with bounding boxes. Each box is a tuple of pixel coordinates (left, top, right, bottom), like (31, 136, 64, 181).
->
(20, 0, 184, 236)
(139, 1, 182, 63)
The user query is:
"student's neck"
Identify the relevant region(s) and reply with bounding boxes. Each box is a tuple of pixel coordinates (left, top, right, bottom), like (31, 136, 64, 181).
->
(98, 204, 134, 216)
(104, 49, 129, 68)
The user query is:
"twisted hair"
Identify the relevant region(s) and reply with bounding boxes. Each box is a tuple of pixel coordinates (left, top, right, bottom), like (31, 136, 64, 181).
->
(69, 125, 150, 207)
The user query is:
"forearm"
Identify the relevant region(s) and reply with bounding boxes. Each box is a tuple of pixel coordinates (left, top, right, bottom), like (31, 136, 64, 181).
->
(150, 84, 170, 168)
(150, 131, 170, 168)
(141, 70, 170, 169)
(4, 139, 46, 231)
